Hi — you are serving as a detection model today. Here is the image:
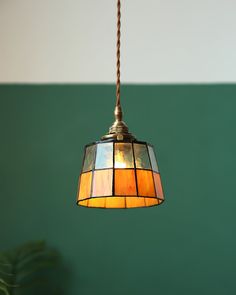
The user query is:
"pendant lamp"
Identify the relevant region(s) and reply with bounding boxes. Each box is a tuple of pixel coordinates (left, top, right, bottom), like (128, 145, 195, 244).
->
(76, 0, 164, 208)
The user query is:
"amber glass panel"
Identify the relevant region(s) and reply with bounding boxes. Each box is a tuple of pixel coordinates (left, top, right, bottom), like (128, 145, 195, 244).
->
(95, 143, 113, 169)
(106, 197, 126, 208)
(115, 143, 134, 168)
(78, 199, 88, 207)
(134, 144, 151, 169)
(115, 169, 137, 196)
(137, 170, 155, 196)
(88, 198, 106, 208)
(126, 197, 146, 208)
(148, 146, 159, 172)
(78, 172, 92, 200)
(153, 173, 164, 199)
(144, 198, 158, 207)
(92, 169, 113, 197)
(82, 145, 96, 172)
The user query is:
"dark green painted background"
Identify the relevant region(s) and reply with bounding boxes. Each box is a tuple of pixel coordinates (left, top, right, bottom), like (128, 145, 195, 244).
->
(0, 84, 236, 295)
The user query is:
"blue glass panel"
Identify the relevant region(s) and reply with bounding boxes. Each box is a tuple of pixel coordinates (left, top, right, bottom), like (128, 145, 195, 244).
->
(148, 146, 159, 172)
(82, 145, 96, 172)
(95, 143, 113, 169)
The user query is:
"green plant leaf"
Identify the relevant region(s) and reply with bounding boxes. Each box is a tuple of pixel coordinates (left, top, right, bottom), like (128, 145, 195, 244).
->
(0, 284, 10, 295)
(16, 250, 59, 271)
(0, 278, 10, 287)
(16, 241, 46, 261)
(0, 241, 60, 294)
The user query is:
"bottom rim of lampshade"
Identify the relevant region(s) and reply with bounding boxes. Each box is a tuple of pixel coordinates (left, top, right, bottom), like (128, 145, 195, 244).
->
(76, 197, 164, 209)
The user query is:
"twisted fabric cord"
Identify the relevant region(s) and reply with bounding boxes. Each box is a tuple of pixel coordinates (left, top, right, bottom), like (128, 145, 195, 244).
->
(116, 0, 121, 107)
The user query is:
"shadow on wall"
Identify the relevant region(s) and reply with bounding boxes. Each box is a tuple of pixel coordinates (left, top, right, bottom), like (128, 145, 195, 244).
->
(0, 241, 71, 295)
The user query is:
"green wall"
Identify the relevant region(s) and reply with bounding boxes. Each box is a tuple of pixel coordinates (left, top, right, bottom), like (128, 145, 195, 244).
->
(0, 84, 236, 295)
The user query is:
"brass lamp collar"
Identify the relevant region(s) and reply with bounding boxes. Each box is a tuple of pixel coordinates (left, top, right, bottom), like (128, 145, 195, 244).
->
(101, 104, 136, 141)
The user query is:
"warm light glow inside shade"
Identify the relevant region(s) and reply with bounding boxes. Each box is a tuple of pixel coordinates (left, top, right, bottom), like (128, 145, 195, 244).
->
(77, 140, 164, 208)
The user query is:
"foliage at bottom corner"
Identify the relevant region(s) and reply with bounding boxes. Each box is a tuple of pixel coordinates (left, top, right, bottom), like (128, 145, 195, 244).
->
(0, 240, 62, 295)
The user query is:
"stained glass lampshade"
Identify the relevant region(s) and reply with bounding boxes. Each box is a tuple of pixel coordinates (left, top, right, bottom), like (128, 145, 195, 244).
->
(77, 139, 164, 208)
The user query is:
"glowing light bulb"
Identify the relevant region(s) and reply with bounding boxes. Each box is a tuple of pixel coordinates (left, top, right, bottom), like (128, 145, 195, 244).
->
(115, 152, 127, 168)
